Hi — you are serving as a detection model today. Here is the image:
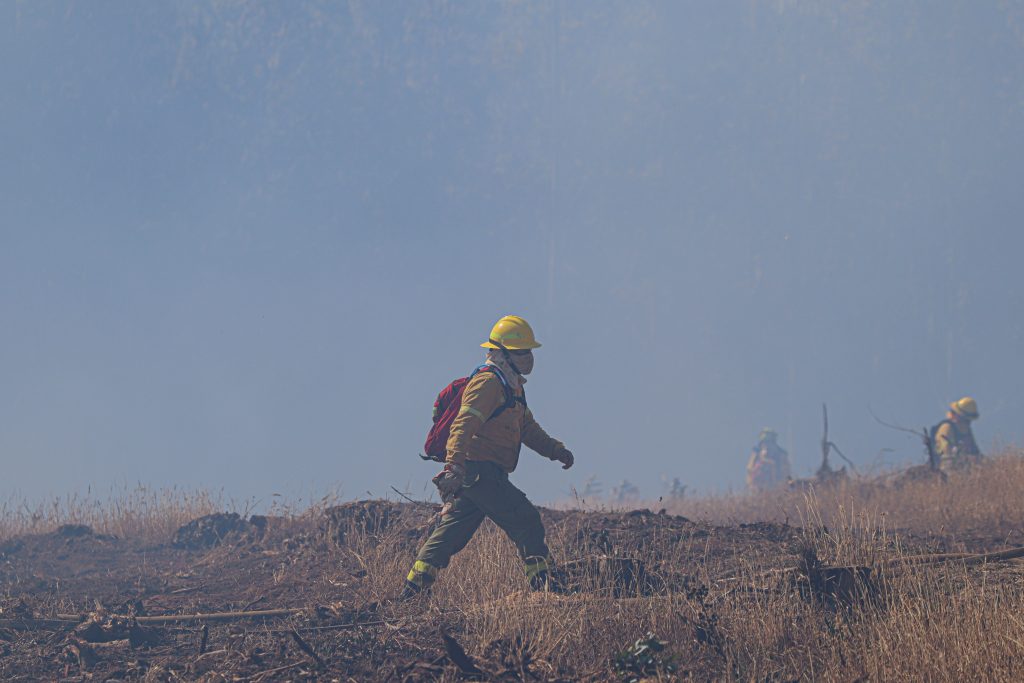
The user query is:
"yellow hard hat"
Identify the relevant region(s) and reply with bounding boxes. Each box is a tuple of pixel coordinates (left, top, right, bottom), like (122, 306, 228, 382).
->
(950, 396, 979, 420)
(481, 315, 542, 350)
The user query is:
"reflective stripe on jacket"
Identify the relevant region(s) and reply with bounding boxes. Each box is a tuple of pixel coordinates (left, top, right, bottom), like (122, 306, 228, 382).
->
(446, 371, 562, 472)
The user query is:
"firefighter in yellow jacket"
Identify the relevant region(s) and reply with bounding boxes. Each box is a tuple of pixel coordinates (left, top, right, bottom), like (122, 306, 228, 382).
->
(401, 316, 575, 599)
(935, 397, 982, 472)
(746, 428, 791, 491)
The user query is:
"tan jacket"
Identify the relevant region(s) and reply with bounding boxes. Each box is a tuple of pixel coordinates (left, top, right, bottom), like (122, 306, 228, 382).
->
(746, 444, 791, 491)
(935, 419, 981, 471)
(446, 370, 563, 472)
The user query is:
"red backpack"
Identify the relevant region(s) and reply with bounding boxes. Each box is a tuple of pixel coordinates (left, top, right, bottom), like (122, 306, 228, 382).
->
(421, 365, 521, 462)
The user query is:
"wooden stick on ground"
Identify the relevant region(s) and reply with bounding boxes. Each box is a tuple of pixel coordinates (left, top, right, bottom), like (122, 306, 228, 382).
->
(53, 607, 305, 625)
(720, 546, 1024, 585)
(825, 546, 1024, 574)
(0, 618, 79, 631)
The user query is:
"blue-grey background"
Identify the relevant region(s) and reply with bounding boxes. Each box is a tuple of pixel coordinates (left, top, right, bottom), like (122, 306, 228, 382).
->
(2, 1, 1022, 504)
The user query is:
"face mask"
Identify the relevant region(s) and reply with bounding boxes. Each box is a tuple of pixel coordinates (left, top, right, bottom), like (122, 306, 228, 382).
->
(511, 351, 534, 375)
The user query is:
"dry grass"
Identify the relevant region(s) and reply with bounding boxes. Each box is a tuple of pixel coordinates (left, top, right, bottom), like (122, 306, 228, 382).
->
(2, 452, 1023, 680)
(0, 484, 224, 544)
(664, 448, 1024, 537)
(362, 449, 1024, 680)
(380, 515, 1024, 680)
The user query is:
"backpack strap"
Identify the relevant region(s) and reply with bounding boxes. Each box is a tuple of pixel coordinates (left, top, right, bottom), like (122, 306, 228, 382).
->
(945, 419, 962, 444)
(470, 364, 521, 419)
(931, 419, 959, 447)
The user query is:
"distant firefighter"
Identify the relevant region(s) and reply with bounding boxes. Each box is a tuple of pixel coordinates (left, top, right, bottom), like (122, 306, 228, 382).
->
(932, 397, 982, 473)
(746, 428, 791, 491)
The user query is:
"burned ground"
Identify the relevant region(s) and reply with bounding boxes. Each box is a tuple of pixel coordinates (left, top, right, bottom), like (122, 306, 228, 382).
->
(1, 458, 1024, 681)
(0, 504, 802, 681)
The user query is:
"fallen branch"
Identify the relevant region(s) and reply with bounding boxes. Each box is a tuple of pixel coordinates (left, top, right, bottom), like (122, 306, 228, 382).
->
(290, 629, 325, 668)
(0, 618, 78, 631)
(719, 546, 1024, 585)
(442, 630, 483, 677)
(821, 546, 1024, 575)
(885, 546, 1024, 569)
(54, 608, 304, 625)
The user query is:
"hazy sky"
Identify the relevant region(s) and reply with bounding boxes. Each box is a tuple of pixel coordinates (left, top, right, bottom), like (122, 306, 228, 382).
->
(2, 1, 1023, 505)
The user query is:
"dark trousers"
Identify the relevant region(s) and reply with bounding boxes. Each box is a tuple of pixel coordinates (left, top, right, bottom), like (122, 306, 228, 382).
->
(413, 461, 549, 582)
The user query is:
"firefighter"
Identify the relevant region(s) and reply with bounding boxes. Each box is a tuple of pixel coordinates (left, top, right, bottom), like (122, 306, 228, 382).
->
(746, 428, 791, 491)
(400, 316, 575, 599)
(934, 397, 982, 472)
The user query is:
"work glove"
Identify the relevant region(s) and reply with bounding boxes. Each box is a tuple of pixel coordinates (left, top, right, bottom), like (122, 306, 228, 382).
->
(553, 447, 574, 470)
(432, 462, 467, 500)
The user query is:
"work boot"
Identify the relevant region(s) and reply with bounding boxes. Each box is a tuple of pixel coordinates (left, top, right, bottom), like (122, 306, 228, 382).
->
(528, 570, 571, 595)
(399, 560, 438, 602)
(397, 580, 425, 602)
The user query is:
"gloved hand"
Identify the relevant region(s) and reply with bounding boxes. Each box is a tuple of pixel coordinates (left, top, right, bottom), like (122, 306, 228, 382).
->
(432, 462, 467, 499)
(553, 447, 574, 470)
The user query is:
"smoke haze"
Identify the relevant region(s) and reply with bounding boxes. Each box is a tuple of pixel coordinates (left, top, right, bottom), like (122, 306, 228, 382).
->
(2, 1, 1022, 504)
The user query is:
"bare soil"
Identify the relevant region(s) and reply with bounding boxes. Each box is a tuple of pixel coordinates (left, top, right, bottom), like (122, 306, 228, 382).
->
(0, 496, 1020, 681)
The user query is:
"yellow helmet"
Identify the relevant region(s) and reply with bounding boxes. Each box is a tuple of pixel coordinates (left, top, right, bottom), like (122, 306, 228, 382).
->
(950, 396, 979, 420)
(481, 315, 542, 350)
